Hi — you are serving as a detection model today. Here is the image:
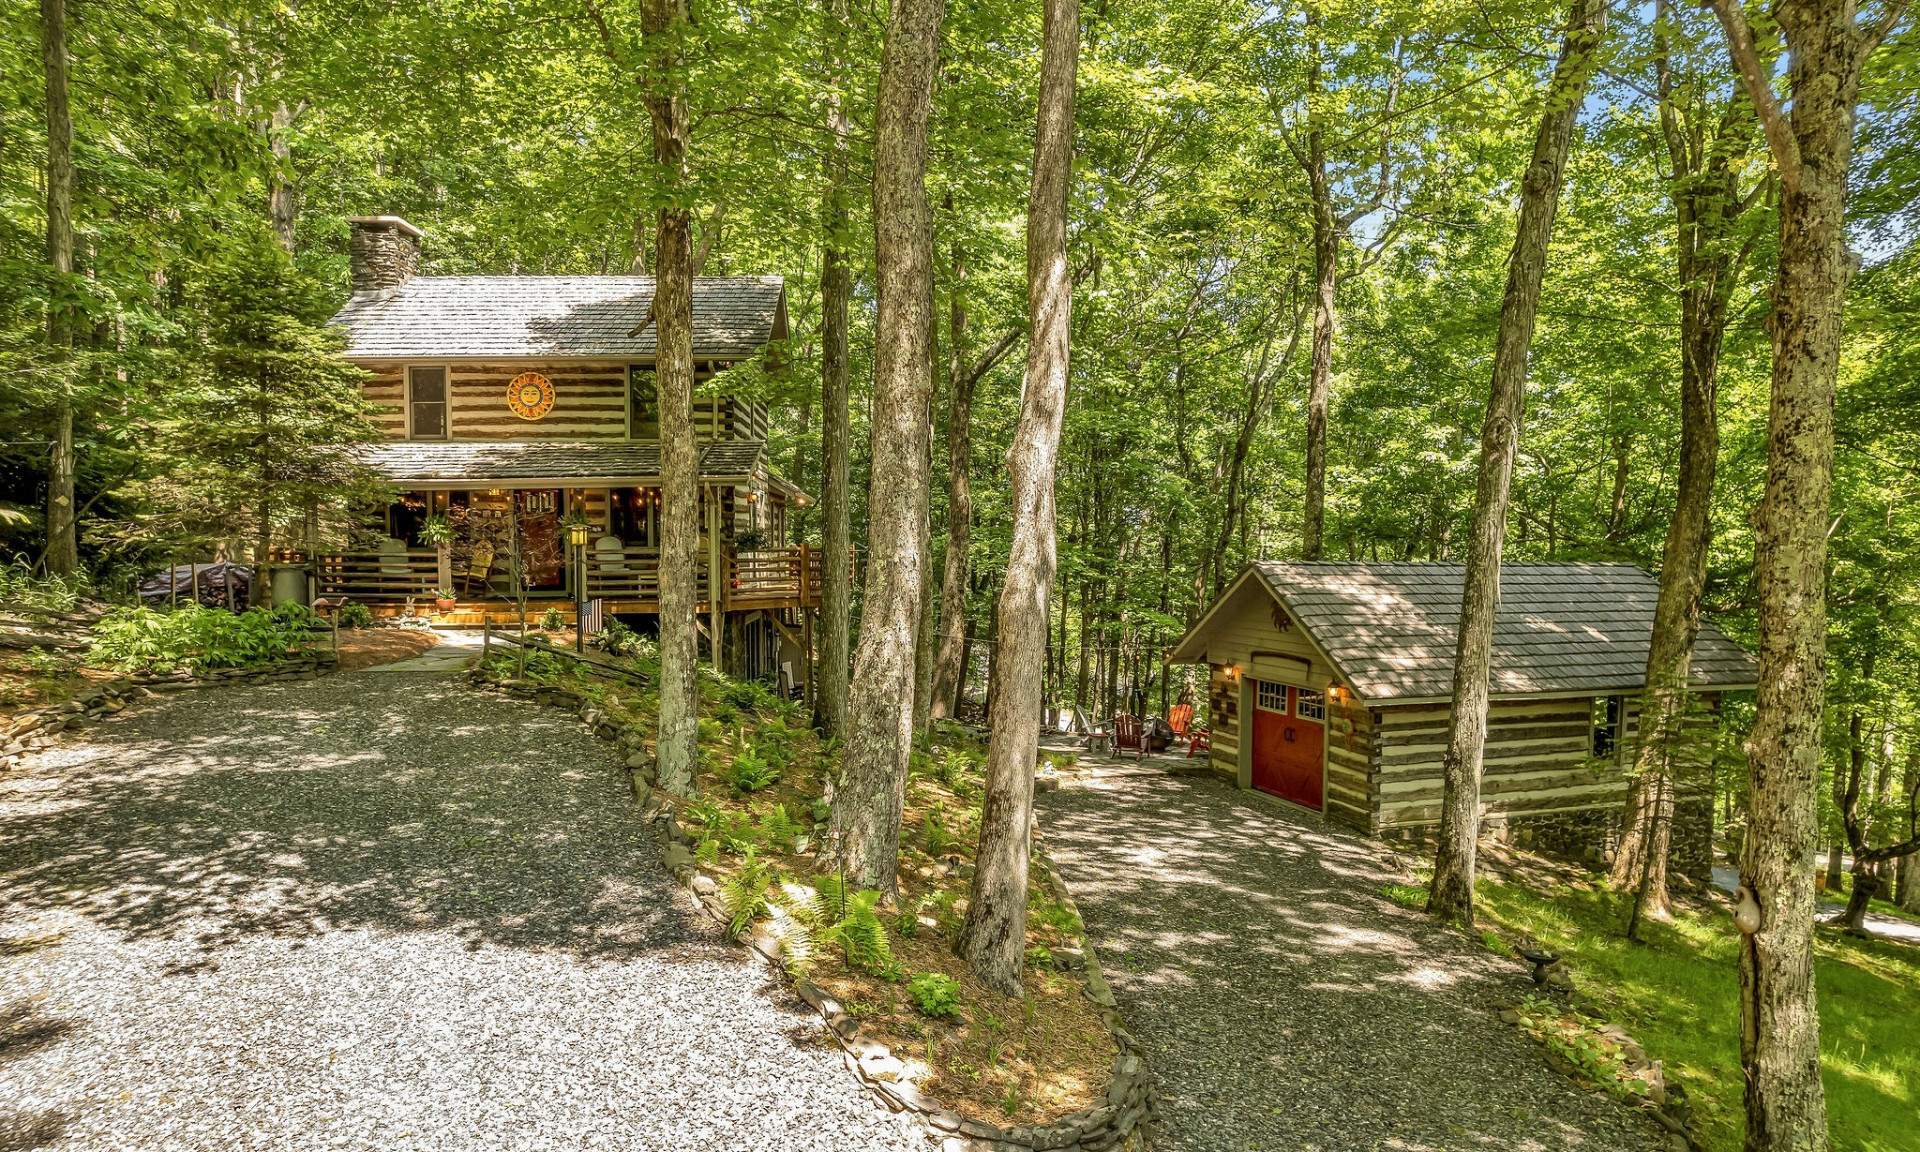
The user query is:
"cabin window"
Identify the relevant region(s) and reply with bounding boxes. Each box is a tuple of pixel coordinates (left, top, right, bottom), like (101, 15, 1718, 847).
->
(1592, 695, 1625, 758)
(628, 366, 658, 438)
(1295, 689, 1326, 721)
(1255, 680, 1287, 712)
(407, 366, 448, 439)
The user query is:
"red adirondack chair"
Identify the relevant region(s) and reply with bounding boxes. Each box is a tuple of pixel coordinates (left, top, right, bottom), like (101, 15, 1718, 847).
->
(1168, 703, 1196, 740)
(1112, 713, 1146, 760)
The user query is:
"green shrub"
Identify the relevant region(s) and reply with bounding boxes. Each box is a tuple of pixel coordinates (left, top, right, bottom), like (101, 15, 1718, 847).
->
(908, 971, 962, 1019)
(0, 561, 84, 613)
(539, 606, 566, 631)
(89, 602, 320, 674)
(722, 677, 778, 714)
(335, 601, 374, 630)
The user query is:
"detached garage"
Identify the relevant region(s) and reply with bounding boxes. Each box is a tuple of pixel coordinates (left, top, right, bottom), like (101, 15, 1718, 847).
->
(1168, 561, 1757, 869)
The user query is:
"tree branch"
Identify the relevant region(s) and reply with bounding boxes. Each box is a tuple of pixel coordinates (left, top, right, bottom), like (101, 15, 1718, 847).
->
(1702, 0, 1800, 191)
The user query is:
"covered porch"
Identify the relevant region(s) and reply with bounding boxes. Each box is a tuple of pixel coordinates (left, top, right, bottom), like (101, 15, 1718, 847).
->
(313, 441, 831, 678)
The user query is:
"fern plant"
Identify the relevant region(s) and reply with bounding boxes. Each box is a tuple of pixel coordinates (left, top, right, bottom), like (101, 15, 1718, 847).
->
(922, 807, 954, 855)
(725, 748, 779, 795)
(822, 889, 894, 975)
(720, 850, 773, 935)
(756, 805, 801, 853)
(812, 873, 849, 924)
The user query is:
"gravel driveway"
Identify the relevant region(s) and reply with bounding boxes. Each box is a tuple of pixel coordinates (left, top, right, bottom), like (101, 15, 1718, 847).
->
(1038, 772, 1674, 1152)
(0, 670, 925, 1152)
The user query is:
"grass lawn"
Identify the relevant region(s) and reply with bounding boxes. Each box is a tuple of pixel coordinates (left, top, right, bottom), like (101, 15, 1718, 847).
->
(1470, 871, 1919, 1152)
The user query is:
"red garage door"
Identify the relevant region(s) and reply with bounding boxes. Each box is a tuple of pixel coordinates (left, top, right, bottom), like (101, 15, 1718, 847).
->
(1249, 681, 1325, 810)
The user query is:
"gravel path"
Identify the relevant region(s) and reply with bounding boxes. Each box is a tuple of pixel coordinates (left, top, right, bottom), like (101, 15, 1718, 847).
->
(0, 671, 926, 1152)
(1038, 773, 1675, 1152)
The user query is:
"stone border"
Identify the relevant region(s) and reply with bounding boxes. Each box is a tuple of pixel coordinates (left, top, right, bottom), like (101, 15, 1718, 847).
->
(470, 666, 1153, 1152)
(2, 652, 339, 771)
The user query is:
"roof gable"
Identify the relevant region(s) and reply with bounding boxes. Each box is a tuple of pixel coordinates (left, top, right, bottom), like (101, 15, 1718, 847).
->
(328, 275, 787, 361)
(1174, 561, 1758, 701)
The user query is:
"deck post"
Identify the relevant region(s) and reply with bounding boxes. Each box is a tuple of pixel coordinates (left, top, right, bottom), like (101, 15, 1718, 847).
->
(708, 488, 725, 673)
(802, 606, 814, 707)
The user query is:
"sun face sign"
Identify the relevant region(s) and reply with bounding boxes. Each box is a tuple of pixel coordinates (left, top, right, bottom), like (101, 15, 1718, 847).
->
(506, 372, 554, 420)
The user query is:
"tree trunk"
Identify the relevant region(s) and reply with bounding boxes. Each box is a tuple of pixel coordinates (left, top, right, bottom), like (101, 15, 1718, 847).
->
(1705, 1, 1896, 1146)
(912, 522, 937, 741)
(833, 0, 944, 896)
(813, 0, 854, 739)
(959, 0, 1076, 995)
(41, 0, 77, 580)
(1613, 17, 1752, 918)
(643, 0, 700, 798)
(930, 238, 974, 718)
(1300, 29, 1336, 562)
(269, 101, 297, 253)
(1428, 0, 1607, 930)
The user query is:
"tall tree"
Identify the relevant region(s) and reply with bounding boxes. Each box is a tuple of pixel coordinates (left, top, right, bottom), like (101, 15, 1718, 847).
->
(1427, 0, 1608, 929)
(1704, 1, 1905, 1146)
(1612, 0, 1761, 928)
(930, 238, 973, 719)
(1286, 15, 1400, 560)
(958, 0, 1079, 996)
(41, 0, 76, 578)
(642, 0, 701, 797)
(833, 0, 945, 895)
(813, 0, 855, 739)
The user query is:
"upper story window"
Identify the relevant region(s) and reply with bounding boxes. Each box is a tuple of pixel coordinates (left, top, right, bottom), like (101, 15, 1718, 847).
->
(408, 366, 448, 439)
(630, 361, 761, 440)
(628, 366, 658, 439)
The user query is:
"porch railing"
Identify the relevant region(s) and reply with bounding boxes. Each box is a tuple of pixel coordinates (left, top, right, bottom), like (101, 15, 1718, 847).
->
(316, 544, 852, 609)
(315, 548, 439, 599)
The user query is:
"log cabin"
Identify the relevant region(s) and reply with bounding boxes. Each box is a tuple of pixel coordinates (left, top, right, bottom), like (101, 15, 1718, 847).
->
(1168, 561, 1758, 874)
(321, 215, 821, 681)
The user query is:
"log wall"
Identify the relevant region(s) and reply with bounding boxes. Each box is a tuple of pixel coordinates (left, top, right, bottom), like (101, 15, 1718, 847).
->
(1323, 689, 1373, 833)
(360, 360, 769, 443)
(1370, 696, 1632, 835)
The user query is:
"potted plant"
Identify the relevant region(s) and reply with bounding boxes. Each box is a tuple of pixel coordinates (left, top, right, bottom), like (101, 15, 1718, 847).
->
(433, 586, 457, 613)
(419, 515, 454, 548)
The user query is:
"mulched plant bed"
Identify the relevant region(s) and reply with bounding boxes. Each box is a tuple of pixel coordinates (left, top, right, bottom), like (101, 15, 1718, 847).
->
(479, 644, 1118, 1128)
(333, 625, 439, 671)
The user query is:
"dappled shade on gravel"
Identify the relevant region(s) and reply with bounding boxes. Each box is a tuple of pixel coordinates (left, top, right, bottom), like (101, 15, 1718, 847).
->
(0, 671, 924, 1151)
(1038, 773, 1673, 1152)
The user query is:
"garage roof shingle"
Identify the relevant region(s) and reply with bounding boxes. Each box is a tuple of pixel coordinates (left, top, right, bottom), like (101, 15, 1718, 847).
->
(1195, 561, 1757, 701)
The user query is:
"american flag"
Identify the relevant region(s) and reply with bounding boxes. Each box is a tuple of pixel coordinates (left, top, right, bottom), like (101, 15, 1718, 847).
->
(581, 598, 605, 638)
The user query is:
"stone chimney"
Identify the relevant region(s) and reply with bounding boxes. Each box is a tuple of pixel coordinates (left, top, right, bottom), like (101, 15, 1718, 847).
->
(347, 216, 423, 296)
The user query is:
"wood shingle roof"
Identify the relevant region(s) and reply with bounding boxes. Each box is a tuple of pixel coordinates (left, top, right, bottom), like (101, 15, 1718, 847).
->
(329, 275, 787, 360)
(1177, 561, 1758, 701)
(356, 440, 769, 487)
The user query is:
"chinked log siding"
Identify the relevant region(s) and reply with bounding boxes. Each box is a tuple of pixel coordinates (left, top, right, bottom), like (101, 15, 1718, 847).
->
(1371, 697, 1631, 832)
(362, 362, 626, 440)
(362, 361, 770, 444)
